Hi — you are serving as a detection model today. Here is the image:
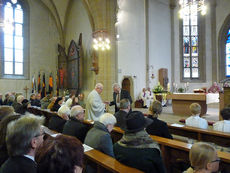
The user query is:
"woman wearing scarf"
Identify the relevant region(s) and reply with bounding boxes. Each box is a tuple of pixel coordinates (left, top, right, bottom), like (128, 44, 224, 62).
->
(113, 111, 166, 173)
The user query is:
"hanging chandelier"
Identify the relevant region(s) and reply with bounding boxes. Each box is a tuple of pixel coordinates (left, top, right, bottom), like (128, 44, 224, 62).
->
(92, 30, 111, 51)
(179, 0, 207, 18)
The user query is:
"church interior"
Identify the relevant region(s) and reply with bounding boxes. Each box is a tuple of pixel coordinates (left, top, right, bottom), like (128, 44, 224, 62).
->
(1, 0, 230, 172)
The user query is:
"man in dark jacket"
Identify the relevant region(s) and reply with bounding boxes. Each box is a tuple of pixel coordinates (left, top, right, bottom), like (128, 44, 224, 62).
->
(33, 93, 41, 107)
(114, 98, 130, 129)
(110, 83, 132, 112)
(62, 105, 89, 143)
(113, 111, 166, 173)
(0, 115, 44, 173)
(48, 105, 69, 132)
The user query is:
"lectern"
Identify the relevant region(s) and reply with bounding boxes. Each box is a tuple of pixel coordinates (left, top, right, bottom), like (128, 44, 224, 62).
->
(219, 87, 230, 120)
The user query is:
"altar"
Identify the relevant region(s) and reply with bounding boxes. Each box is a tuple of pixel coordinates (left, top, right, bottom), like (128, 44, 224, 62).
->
(167, 93, 219, 116)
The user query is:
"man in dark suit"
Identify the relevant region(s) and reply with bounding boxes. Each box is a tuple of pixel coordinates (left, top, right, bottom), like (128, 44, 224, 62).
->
(114, 99, 131, 130)
(0, 114, 44, 173)
(110, 83, 132, 113)
(62, 105, 89, 143)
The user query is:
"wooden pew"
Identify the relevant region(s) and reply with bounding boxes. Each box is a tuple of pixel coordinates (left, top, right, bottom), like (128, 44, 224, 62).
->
(168, 124, 230, 147)
(85, 149, 143, 173)
(111, 126, 230, 173)
(28, 107, 58, 126)
(29, 108, 230, 172)
(41, 117, 143, 173)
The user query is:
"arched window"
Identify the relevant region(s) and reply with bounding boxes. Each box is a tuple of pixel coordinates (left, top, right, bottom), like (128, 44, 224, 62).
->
(0, 0, 28, 79)
(225, 29, 230, 77)
(219, 14, 230, 81)
(180, 4, 205, 82)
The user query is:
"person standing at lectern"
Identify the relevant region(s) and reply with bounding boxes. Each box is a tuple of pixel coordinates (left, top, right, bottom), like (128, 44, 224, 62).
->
(110, 83, 132, 113)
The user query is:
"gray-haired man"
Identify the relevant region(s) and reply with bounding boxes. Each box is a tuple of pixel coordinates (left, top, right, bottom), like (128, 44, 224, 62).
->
(62, 105, 89, 143)
(0, 114, 44, 173)
(110, 83, 132, 113)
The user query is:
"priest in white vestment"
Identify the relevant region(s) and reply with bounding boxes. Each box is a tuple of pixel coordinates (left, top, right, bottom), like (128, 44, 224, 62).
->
(85, 83, 105, 121)
(139, 88, 147, 107)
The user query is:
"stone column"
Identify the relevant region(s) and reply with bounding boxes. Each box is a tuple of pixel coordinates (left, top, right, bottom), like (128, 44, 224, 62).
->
(87, 0, 117, 101)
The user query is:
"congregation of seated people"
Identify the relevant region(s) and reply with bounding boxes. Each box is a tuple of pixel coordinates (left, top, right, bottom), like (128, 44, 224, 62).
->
(0, 90, 230, 173)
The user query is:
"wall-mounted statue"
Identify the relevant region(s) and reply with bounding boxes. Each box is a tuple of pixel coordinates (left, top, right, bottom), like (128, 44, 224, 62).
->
(58, 44, 67, 89)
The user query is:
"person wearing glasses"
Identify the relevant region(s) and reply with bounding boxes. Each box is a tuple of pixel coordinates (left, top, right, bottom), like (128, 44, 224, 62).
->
(0, 114, 44, 173)
(85, 83, 106, 121)
(184, 142, 220, 173)
(62, 105, 89, 143)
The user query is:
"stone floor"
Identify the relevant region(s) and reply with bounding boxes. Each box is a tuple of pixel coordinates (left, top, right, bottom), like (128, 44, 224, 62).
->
(108, 102, 219, 127)
(133, 103, 220, 126)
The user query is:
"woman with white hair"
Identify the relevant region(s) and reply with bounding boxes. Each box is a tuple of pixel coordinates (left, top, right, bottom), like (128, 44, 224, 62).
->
(84, 113, 116, 157)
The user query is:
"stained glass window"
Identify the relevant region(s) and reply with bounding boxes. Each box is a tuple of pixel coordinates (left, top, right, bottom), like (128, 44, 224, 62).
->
(3, 0, 24, 75)
(226, 29, 230, 77)
(182, 4, 199, 79)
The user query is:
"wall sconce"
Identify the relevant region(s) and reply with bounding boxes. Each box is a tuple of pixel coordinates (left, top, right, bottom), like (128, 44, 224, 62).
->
(92, 30, 110, 51)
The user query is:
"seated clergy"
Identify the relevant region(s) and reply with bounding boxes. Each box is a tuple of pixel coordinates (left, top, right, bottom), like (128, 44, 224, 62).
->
(208, 82, 221, 93)
(62, 105, 89, 143)
(84, 113, 116, 157)
(139, 88, 148, 108)
(146, 101, 173, 139)
(114, 99, 131, 129)
(0, 114, 44, 173)
(213, 107, 230, 132)
(48, 105, 70, 132)
(185, 103, 208, 129)
(113, 111, 166, 173)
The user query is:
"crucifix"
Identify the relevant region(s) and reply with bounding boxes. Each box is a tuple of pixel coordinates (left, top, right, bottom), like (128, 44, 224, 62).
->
(23, 86, 29, 99)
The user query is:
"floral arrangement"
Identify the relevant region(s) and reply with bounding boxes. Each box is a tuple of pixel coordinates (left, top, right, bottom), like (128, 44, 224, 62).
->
(153, 82, 164, 93)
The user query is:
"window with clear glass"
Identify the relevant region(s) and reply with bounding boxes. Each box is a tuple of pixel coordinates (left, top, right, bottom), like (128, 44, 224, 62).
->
(182, 5, 199, 79)
(226, 29, 230, 77)
(3, 0, 24, 75)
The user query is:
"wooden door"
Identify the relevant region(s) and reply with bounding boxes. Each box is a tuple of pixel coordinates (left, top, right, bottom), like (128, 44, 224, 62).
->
(122, 78, 130, 93)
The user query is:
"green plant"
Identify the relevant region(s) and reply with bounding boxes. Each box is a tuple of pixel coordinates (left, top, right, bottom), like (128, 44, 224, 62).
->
(153, 82, 164, 93)
(178, 87, 184, 93)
